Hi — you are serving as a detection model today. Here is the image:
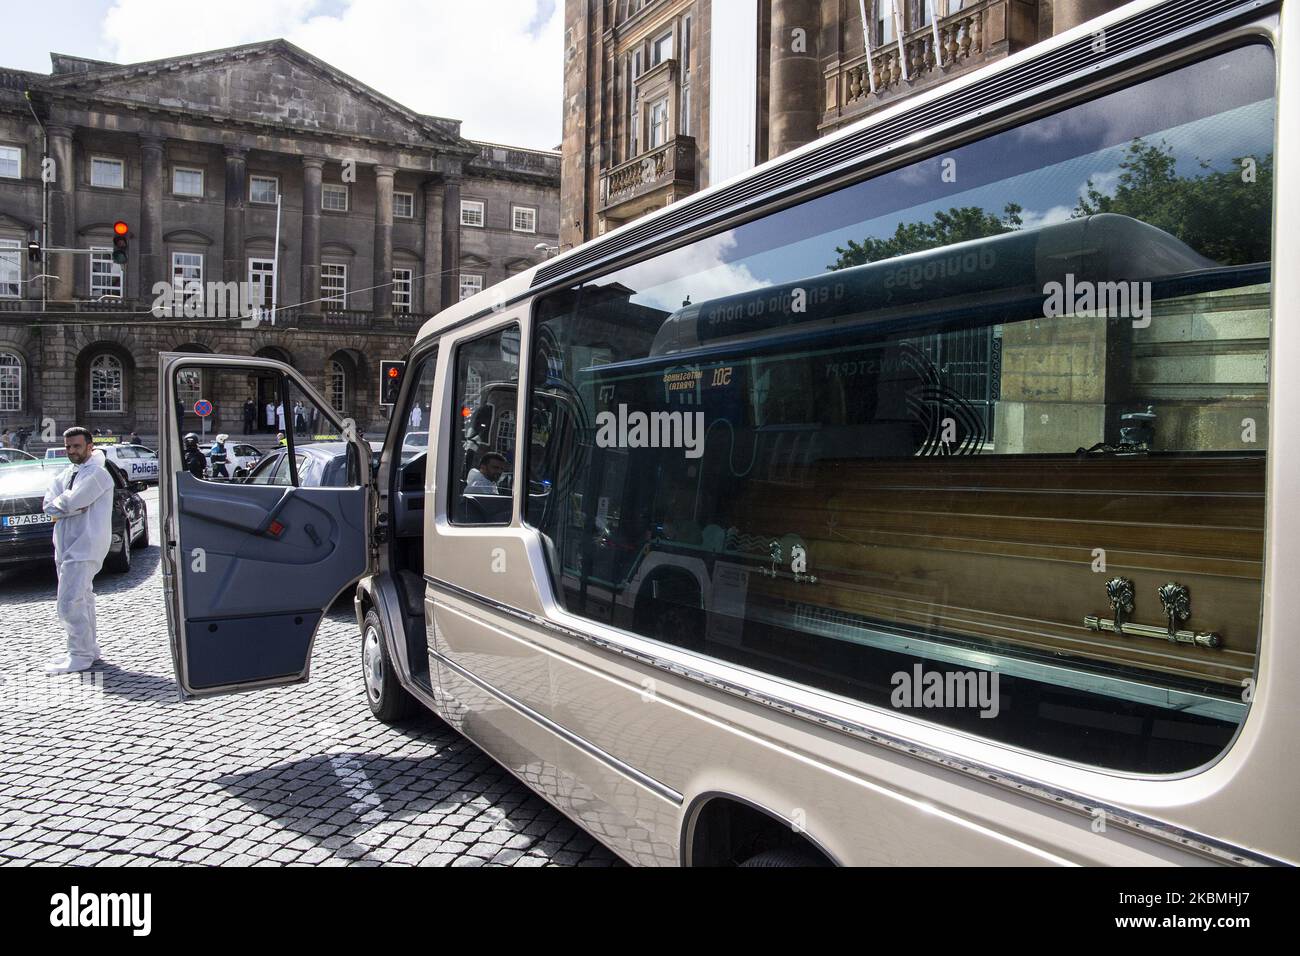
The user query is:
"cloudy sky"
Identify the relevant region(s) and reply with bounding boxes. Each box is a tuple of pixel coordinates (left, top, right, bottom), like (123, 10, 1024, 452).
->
(0, 0, 563, 149)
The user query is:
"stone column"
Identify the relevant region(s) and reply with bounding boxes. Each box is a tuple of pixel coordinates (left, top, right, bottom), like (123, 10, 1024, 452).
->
(372, 165, 395, 320)
(138, 136, 165, 302)
(222, 145, 248, 284)
(422, 179, 444, 315)
(300, 157, 324, 312)
(1053, 0, 1122, 33)
(768, 0, 821, 158)
(47, 125, 77, 302)
(440, 175, 462, 308)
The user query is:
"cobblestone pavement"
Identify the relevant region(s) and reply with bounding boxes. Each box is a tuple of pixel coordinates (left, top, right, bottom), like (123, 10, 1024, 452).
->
(0, 487, 620, 867)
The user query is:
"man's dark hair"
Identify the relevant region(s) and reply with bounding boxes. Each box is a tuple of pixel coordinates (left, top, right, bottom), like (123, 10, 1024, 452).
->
(63, 426, 93, 443)
(480, 452, 508, 467)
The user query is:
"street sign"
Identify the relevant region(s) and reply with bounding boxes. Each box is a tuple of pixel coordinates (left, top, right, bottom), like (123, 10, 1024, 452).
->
(194, 399, 213, 417)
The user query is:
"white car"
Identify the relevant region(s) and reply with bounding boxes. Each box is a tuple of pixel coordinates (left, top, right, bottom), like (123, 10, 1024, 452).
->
(400, 430, 428, 465)
(100, 443, 161, 484)
(200, 441, 264, 477)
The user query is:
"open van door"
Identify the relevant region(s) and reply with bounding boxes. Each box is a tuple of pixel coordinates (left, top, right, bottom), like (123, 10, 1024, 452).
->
(158, 352, 372, 699)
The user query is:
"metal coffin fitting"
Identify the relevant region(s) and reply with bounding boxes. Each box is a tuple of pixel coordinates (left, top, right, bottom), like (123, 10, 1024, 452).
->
(1085, 578, 1222, 649)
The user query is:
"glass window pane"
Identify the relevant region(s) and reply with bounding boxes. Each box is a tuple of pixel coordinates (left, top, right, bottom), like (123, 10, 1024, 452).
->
(524, 45, 1276, 773)
(450, 325, 521, 525)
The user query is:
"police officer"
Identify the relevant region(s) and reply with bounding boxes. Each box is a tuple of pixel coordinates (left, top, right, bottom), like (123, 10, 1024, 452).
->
(210, 433, 230, 480)
(182, 433, 206, 479)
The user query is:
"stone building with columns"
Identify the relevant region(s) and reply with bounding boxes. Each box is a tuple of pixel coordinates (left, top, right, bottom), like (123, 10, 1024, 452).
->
(0, 39, 559, 445)
(560, 0, 1126, 248)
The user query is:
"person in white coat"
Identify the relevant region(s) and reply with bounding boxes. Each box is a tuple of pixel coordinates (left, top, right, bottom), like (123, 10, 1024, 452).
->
(42, 427, 116, 674)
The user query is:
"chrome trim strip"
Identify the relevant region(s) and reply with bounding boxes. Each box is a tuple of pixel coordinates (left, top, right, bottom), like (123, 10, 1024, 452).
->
(427, 641, 684, 808)
(426, 574, 1287, 867)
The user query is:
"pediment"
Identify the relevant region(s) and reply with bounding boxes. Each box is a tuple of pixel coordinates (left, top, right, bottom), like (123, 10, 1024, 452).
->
(47, 41, 463, 150)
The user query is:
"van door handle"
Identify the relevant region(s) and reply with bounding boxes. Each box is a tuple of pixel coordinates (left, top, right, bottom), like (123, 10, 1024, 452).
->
(304, 522, 321, 547)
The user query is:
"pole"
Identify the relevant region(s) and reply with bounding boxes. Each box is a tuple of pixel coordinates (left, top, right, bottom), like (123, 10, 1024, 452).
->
(270, 193, 281, 325)
(892, 0, 909, 81)
(929, 0, 944, 66)
(857, 0, 878, 94)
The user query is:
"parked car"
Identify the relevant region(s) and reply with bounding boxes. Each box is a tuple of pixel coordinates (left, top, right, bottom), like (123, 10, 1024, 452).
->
(44, 448, 68, 461)
(0, 448, 38, 464)
(243, 441, 379, 486)
(99, 443, 160, 484)
(198, 441, 264, 478)
(399, 430, 428, 465)
(0, 457, 148, 573)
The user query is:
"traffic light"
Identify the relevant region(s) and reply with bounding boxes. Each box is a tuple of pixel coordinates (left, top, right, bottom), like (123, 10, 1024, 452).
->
(379, 360, 405, 406)
(112, 220, 129, 265)
(26, 240, 40, 263)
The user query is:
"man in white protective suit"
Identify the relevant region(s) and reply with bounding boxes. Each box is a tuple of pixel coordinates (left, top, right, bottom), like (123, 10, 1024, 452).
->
(41, 427, 116, 674)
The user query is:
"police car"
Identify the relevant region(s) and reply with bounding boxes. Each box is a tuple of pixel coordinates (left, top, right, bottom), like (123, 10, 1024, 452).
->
(99, 443, 161, 484)
(199, 440, 264, 478)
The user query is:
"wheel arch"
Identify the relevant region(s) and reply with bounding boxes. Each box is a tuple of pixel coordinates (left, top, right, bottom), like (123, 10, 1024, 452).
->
(680, 790, 841, 867)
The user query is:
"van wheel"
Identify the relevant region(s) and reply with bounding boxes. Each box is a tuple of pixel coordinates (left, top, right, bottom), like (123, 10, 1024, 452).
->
(105, 524, 131, 574)
(738, 848, 830, 868)
(361, 609, 420, 723)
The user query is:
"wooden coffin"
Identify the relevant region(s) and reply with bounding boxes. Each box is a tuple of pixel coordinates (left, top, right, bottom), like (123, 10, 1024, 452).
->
(727, 454, 1264, 689)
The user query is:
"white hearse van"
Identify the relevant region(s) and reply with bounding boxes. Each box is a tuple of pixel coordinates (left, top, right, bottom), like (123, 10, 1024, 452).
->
(158, 0, 1299, 865)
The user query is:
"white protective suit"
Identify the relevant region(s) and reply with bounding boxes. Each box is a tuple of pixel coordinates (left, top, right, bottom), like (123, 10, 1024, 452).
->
(42, 450, 115, 667)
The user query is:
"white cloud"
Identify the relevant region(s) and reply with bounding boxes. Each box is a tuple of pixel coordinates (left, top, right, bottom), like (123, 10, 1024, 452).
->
(98, 0, 562, 149)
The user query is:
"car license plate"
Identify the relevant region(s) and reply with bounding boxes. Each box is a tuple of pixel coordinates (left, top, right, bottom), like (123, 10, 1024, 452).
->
(2, 513, 53, 527)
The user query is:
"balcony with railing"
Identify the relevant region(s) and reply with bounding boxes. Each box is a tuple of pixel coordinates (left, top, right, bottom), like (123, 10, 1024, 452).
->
(599, 135, 697, 222)
(824, 1, 1002, 129)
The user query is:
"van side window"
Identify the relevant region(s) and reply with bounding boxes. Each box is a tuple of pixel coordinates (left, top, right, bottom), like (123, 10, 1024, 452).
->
(524, 44, 1275, 774)
(449, 324, 521, 525)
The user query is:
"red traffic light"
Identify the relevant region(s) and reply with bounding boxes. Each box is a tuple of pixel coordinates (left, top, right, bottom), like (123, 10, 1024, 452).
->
(387, 367, 400, 378)
(113, 221, 129, 236)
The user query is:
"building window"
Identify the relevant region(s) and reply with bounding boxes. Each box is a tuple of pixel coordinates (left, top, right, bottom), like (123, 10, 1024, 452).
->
(459, 273, 483, 301)
(90, 248, 123, 299)
(633, 49, 644, 79)
(0, 146, 20, 179)
(172, 167, 204, 197)
(496, 408, 516, 456)
(683, 15, 692, 71)
(91, 157, 125, 189)
(248, 258, 275, 314)
(322, 184, 349, 212)
(328, 360, 346, 413)
(649, 98, 670, 149)
(89, 354, 124, 412)
(394, 191, 414, 218)
(651, 31, 673, 67)
(0, 351, 21, 411)
(392, 268, 412, 313)
(250, 175, 279, 204)
(321, 263, 347, 306)
(876, 1, 897, 45)
(511, 206, 537, 233)
(176, 368, 202, 411)
(172, 252, 203, 311)
(461, 200, 485, 227)
(0, 239, 20, 297)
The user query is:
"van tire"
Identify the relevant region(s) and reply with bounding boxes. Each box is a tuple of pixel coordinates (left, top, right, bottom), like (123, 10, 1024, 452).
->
(738, 848, 830, 868)
(361, 608, 420, 723)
